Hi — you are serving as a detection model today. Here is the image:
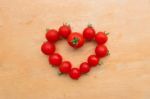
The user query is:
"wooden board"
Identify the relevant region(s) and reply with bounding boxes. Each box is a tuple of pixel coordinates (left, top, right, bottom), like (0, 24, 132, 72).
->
(0, 0, 150, 99)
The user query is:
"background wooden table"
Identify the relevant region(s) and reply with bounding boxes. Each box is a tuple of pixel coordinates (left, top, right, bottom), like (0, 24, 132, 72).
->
(0, 0, 150, 99)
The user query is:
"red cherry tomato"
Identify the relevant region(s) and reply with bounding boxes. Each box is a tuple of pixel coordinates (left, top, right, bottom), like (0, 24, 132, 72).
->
(83, 26, 95, 40)
(46, 29, 59, 42)
(88, 55, 99, 66)
(67, 33, 84, 48)
(95, 45, 108, 57)
(95, 32, 108, 44)
(69, 68, 81, 79)
(49, 53, 62, 66)
(80, 62, 90, 74)
(41, 41, 55, 55)
(58, 24, 71, 38)
(59, 61, 72, 73)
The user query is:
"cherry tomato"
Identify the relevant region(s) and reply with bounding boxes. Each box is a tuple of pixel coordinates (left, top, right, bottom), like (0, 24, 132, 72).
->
(41, 41, 55, 55)
(80, 62, 90, 74)
(49, 53, 62, 66)
(88, 55, 99, 66)
(95, 32, 108, 44)
(59, 61, 72, 73)
(58, 24, 71, 38)
(83, 26, 95, 40)
(69, 68, 81, 79)
(95, 45, 108, 57)
(67, 33, 84, 48)
(46, 29, 59, 42)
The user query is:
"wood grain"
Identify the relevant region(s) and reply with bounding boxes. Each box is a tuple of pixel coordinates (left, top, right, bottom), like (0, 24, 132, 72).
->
(0, 0, 150, 99)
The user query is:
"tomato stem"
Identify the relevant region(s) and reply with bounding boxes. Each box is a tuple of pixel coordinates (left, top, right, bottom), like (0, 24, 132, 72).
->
(63, 22, 70, 27)
(46, 28, 50, 32)
(98, 61, 103, 65)
(84, 73, 88, 75)
(58, 72, 64, 76)
(88, 24, 93, 28)
(105, 32, 110, 35)
(71, 37, 79, 45)
(107, 50, 110, 56)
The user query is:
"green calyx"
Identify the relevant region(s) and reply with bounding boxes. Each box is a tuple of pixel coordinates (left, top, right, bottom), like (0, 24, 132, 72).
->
(58, 72, 64, 76)
(71, 37, 79, 45)
(63, 22, 70, 27)
(104, 31, 110, 35)
(46, 28, 50, 32)
(98, 61, 103, 65)
(105, 32, 110, 35)
(107, 50, 110, 56)
(88, 24, 93, 28)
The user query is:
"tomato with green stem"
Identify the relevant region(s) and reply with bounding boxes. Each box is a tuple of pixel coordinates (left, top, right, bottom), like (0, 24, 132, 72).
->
(95, 32, 108, 44)
(67, 33, 84, 48)
(83, 24, 95, 40)
(58, 24, 71, 38)
(80, 62, 90, 74)
(49, 53, 62, 66)
(41, 41, 55, 55)
(69, 68, 81, 79)
(46, 29, 59, 42)
(59, 61, 72, 73)
(95, 45, 108, 57)
(88, 55, 99, 66)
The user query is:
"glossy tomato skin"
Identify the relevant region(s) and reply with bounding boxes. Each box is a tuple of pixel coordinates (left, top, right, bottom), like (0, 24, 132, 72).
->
(69, 68, 81, 79)
(41, 41, 55, 55)
(59, 61, 72, 73)
(80, 62, 90, 74)
(83, 26, 95, 40)
(95, 32, 108, 44)
(58, 24, 71, 38)
(49, 53, 62, 66)
(46, 29, 59, 42)
(67, 33, 84, 48)
(95, 45, 108, 57)
(88, 55, 99, 66)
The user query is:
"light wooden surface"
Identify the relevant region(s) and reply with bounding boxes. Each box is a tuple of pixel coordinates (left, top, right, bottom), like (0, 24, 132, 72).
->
(0, 0, 150, 99)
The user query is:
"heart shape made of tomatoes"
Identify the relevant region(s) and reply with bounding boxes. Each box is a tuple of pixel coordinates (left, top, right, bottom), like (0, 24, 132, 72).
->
(41, 24, 109, 80)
